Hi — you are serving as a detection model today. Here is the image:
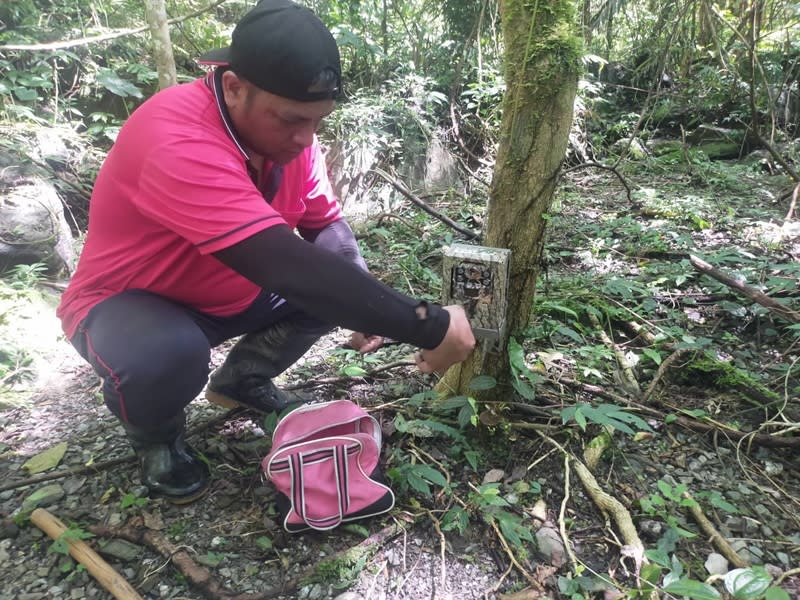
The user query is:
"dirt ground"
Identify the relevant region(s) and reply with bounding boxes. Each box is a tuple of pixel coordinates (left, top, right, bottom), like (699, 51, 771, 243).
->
(1, 163, 799, 600)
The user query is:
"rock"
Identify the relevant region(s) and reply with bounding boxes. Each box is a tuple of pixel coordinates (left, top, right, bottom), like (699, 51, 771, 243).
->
(0, 177, 75, 275)
(0, 518, 20, 539)
(21, 483, 66, 511)
(98, 539, 142, 562)
(482, 469, 505, 484)
(333, 593, 364, 600)
(704, 552, 729, 575)
(423, 131, 462, 193)
(535, 526, 566, 568)
(638, 519, 663, 541)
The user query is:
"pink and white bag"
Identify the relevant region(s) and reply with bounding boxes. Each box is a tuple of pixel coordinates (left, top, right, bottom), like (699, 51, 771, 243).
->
(263, 400, 395, 532)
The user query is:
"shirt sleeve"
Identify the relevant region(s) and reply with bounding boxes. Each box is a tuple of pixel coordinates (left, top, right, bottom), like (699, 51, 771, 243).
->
(136, 136, 286, 254)
(296, 137, 342, 230)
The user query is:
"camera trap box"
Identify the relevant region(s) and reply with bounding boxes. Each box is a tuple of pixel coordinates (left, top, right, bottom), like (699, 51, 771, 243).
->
(442, 243, 511, 349)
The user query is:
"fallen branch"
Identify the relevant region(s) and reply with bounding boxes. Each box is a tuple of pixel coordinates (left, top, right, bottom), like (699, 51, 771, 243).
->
(0, 455, 135, 493)
(535, 374, 800, 449)
(89, 516, 273, 600)
(284, 359, 414, 390)
(561, 161, 634, 206)
(31, 508, 143, 600)
(90, 517, 403, 600)
(570, 459, 647, 569)
(0, 409, 241, 493)
(682, 491, 749, 569)
(689, 254, 800, 324)
(587, 312, 640, 396)
(640, 348, 691, 404)
(1, 0, 229, 51)
(371, 168, 479, 239)
(489, 520, 544, 592)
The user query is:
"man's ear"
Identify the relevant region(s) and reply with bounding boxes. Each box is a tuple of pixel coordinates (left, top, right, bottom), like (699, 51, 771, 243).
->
(221, 70, 247, 108)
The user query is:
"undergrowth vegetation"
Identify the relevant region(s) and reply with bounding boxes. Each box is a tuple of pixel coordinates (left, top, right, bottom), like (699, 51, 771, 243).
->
(1, 0, 799, 598)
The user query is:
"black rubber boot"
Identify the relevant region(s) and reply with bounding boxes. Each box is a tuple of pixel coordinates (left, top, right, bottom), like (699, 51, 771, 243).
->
(121, 411, 210, 504)
(205, 317, 323, 414)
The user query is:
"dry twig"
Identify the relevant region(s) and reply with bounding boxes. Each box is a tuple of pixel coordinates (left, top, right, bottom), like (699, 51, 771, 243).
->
(371, 168, 479, 239)
(682, 491, 749, 568)
(689, 254, 800, 324)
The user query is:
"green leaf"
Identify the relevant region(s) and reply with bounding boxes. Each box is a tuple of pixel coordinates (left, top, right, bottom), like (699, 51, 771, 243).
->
(441, 507, 469, 534)
(642, 348, 662, 365)
(574, 406, 587, 431)
(406, 472, 431, 496)
(508, 337, 527, 373)
(463, 450, 479, 471)
(663, 578, 721, 599)
(556, 325, 584, 343)
(262, 411, 279, 435)
(436, 395, 470, 411)
(255, 536, 273, 551)
(97, 69, 143, 98)
(22, 442, 69, 475)
(413, 464, 447, 487)
(706, 492, 738, 514)
(13, 86, 38, 101)
(725, 567, 772, 599)
(342, 364, 368, 376)
(764, 586, 791, 600)
(343, 523, 370, 537)
(203, 551, 224, 566)
(458, 403, 476, 428)
(657, 480, 673, 497)
(469, 375, 497, 391)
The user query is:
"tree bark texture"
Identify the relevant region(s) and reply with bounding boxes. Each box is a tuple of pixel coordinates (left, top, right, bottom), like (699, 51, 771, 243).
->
(143, 0, 177, 89)
(440, 0, 581, 394)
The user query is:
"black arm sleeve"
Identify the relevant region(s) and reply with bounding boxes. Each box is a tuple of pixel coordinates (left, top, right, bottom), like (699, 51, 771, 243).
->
(298, 219, 367, 271)
(213, 225, 449, 349)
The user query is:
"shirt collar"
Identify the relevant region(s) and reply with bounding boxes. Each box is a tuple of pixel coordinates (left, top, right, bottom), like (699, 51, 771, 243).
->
(206, 69, 249, 161)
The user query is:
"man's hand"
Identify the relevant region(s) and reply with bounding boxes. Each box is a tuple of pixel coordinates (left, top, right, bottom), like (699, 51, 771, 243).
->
(415, 305, 476, 374)
(349, 332, 385, 353)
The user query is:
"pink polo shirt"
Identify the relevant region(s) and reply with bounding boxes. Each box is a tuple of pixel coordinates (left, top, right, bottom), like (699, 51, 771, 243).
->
(57, 75, 341, 339)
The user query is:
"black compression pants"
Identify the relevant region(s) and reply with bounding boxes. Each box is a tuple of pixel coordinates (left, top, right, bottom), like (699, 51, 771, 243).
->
(69, 223, 361, 428)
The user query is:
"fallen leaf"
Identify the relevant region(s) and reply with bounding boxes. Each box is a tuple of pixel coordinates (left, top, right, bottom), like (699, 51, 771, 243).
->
(482, 468, 505, 484)
(530, 498, 548, 523)
(21, 442, 68, 475)
(143, 511, 165, 530)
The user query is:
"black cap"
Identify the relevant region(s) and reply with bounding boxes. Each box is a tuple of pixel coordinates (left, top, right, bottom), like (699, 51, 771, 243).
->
(198, 0, 341, 102)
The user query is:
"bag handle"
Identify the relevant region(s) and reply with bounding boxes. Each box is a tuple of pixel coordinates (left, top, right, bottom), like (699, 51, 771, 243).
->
(288, 444, 352, 531)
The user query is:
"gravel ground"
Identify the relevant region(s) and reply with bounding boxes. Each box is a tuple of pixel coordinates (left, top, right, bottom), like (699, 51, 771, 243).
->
(0, 295, 512, 600)
(1, 289, 799, 599)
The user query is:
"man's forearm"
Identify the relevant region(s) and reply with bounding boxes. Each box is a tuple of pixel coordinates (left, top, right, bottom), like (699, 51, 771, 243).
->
(299, 219, 367, 271)
(213, 224, 449, 348)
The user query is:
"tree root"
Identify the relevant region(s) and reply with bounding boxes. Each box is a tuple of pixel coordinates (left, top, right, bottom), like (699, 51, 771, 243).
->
(89, 517, 403, 600)
(570, 459, 647, 573)
(682, 491, 749, 569)
(587, 312, 640, 395)
(89, 516, 273, 600)
(541, 375, 800, 449)
(640, 348, 691, 404)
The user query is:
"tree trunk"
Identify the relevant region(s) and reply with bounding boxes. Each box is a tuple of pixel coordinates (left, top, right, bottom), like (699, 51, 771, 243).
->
(143, 0, 177, 89)
(439, 0, 581, 396)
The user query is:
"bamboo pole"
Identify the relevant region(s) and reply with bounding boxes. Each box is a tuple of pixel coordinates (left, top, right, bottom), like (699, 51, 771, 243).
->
(30, 508, 143, 600)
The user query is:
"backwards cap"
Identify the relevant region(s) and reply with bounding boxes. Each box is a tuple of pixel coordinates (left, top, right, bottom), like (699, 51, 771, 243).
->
(198, 0, 341, 102)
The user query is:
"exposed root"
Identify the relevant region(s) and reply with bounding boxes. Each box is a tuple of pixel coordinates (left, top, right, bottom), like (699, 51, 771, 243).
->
(682, 491, 749, 568)
(90, 516, 403, 600)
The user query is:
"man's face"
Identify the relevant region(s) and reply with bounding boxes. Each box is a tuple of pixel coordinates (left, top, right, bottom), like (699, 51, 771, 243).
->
(223, 71, 334, 164)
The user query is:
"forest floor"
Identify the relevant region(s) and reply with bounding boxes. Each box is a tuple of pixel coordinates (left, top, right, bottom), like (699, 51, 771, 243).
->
(0, 154, 799, 600)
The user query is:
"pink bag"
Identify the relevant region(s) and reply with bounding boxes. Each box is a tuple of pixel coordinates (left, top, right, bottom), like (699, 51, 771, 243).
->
(263, 400, 395, 532)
